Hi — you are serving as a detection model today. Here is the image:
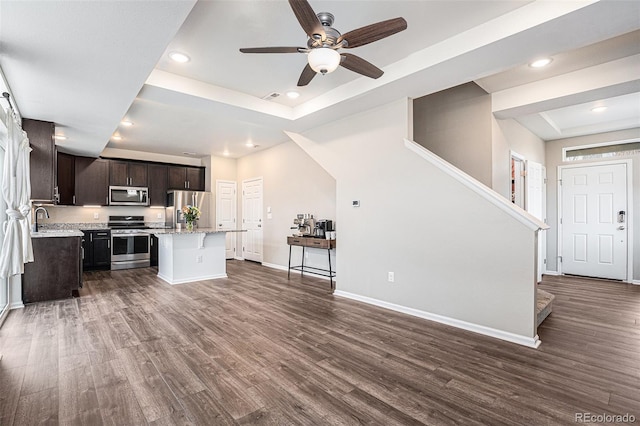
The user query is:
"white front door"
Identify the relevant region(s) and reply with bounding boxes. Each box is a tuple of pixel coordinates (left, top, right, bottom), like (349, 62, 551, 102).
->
(242, 177, 263, 263)
(561, 163, 628, 280)
(216, 180, 237, 260)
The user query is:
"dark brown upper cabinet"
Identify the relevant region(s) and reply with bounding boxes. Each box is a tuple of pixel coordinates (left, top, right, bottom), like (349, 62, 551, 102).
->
(24, 119, 55, 203)
(168, 165, 205, 191)
(148, 164, 168, 207)
(56, 152, 75, 205)
(75, 157, 109, 206)
(109, 160, 148, 187)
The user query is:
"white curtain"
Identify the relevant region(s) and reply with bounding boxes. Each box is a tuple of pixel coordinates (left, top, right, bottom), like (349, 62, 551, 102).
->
(0, 112, 33, 278)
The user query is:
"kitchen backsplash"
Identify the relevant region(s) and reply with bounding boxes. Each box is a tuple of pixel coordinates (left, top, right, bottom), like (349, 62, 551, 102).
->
(34, 205, 167, 226)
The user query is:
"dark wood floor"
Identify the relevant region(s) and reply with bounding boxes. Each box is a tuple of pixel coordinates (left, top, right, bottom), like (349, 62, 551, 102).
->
(0, 262, 638, 425)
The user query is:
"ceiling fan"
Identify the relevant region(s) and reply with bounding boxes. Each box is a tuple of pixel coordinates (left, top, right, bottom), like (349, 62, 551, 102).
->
(239, 0, 407, 86)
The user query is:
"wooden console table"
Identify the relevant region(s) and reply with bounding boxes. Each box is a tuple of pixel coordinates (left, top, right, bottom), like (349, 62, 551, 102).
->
(287, 236, 336, 290)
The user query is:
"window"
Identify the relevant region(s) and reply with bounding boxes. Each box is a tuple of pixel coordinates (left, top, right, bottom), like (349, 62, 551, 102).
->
(563, 139, 640, 162)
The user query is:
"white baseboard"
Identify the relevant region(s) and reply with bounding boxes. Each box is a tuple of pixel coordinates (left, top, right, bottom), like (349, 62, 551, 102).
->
(262, 262, 333, 281)
(157, 273, 227, 285)
(9, 302, 24, 310)
(333, 290, 541, 349)
(233, 256, 244, 261)
(632, 279, 640, 285)
(543, 270, 559, 276)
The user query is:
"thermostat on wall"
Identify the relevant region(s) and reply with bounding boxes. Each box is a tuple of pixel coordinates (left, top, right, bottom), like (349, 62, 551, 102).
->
(352, 200, 360, 207)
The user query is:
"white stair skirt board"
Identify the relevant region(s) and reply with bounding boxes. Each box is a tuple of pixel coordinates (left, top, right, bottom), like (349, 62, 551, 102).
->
(262, 262, 334, 282)
(334, 290, 541, 348)
(157, 273, 227, 285)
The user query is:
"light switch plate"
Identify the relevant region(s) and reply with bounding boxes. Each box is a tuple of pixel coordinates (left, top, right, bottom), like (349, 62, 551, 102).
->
(93, 213, 99, 219)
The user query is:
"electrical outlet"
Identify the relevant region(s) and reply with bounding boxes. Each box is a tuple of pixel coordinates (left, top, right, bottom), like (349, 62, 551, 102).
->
(305, 251, 309, 259)
(196, 255, 203, 263)
(388, 272, 395, 282)
(157, 212, 163, 219)
(93, 213, 99, 220)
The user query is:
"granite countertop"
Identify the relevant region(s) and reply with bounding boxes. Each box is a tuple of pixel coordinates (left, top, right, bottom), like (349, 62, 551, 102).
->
(150, 228, 246, 235)
(31, 229, 84, 238)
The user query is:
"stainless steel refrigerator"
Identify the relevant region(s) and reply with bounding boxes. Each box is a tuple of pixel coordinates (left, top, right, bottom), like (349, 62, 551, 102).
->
(166, 190, 212, 229)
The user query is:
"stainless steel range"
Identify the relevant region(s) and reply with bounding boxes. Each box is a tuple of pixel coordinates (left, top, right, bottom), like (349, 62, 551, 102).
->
(108, 215, 150, 270)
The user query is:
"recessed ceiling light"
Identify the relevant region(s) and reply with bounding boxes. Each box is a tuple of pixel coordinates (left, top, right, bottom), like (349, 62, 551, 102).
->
(591, 106, 608, 113)
(246, 142, 254, 148)
(286, 91, 300, 99)
(112, 135, 122, 141)
(54, 135, 67, 140)
(121, 120, 133, 126)
(223, 151, 230, 157)
(529, 58, 553, 68)
(169, 51, 190, 63)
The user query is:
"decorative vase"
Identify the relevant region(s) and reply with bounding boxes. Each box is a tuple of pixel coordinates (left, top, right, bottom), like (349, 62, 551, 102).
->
(186, 221, 194, 231)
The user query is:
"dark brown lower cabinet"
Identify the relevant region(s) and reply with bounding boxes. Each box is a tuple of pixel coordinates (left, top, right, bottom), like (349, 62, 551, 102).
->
(83, 230, 111, 271)
(22, 236, 82, 303)
(150, 235, 159, 267)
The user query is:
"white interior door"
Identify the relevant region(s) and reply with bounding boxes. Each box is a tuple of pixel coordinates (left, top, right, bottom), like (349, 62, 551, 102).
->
(216, 180, 237, 260)
(527, 160, 547, 282)
(242, 178, 263, 263)
(561, 163, 628, 280)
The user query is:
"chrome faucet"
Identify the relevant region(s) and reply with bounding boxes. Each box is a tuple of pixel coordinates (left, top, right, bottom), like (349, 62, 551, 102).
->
(33, 206, 50, 232)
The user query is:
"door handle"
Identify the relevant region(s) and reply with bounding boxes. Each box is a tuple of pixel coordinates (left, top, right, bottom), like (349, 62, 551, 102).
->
(617, 226, 626, 230)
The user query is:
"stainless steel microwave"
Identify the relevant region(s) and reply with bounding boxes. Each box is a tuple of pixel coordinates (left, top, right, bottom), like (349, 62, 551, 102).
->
(109, 186, 149, 206)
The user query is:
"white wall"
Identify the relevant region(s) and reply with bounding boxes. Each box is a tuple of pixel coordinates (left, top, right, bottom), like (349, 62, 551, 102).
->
(492, 118, 546, 200)
(545, 128, 640, 280)
(413, 83, 493, 187)
(236, 141, 336, 270)
(288, 98, 540, 345)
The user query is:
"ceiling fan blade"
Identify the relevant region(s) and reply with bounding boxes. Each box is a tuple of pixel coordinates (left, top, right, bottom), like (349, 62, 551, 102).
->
(239, 47, 304, 54)
(340, 53, 384, 79)
(297, 63, 316, 86)
(288, 0, 326, 42)
(339, 17, 407, 48)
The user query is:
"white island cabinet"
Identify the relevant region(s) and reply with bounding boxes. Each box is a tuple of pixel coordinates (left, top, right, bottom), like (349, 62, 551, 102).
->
(151, 228, 243, 285)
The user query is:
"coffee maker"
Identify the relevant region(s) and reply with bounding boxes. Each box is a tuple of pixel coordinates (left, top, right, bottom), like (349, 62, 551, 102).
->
(292, 214, 315, 236)
(314, 220, 334, 238)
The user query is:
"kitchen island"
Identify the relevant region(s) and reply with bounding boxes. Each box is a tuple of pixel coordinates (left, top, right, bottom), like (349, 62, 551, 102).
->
(24, 230, 84, 303)
(150, 228, 244, 285)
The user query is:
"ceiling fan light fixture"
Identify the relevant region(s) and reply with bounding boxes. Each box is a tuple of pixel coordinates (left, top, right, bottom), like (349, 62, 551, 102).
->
(308, 48, 340, 74)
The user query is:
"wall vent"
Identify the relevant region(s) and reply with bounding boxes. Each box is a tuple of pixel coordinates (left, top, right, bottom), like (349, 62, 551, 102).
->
(261, 92, 281, 101)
